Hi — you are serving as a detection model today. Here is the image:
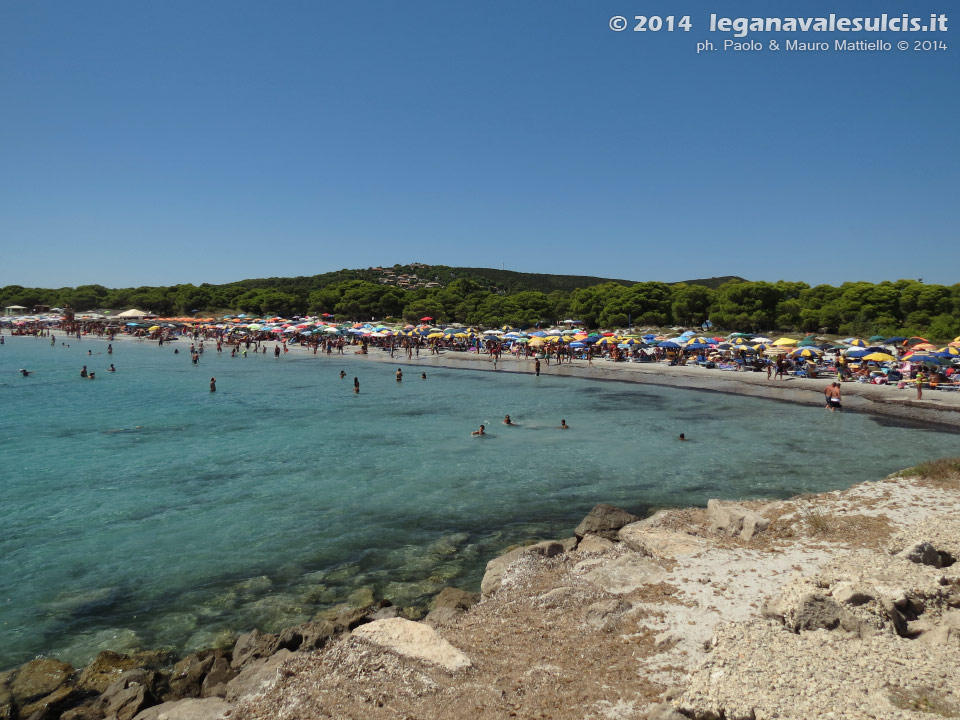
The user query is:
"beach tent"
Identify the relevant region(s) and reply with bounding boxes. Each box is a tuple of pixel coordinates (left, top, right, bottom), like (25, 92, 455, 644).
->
(115, 308, 151, 319)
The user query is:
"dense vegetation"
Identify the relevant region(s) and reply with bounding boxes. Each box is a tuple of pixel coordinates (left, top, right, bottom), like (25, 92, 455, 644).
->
(2, 265, 957, 340)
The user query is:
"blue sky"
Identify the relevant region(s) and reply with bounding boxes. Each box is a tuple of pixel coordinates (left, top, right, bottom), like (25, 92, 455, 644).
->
(1, 1, 957, 288)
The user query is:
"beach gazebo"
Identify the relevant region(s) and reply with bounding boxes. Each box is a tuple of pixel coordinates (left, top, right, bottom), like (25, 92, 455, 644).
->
(4, 305, 27, 316)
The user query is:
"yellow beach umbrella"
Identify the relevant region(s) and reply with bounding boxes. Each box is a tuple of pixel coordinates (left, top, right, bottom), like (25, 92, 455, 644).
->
(148, 325, 160, 331)
(772, 337, 798, 346)
(426, 332, 444, 339)
(528, 337, 546, 347)
(939, 346, 960, 356)
(862, 352, 896, 362)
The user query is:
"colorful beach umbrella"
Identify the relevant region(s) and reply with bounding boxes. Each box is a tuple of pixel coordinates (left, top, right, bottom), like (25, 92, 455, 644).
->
(788, 348, 822, 359)
(862, 352, 895, 362)
(846, 339, 867, 347)
(772, 337, 798, 346)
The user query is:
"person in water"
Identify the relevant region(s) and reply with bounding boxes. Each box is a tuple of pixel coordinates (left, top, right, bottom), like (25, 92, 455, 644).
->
(88, 372, 96, 380)
(471, 425, 486, 436)
(210, 377, 217, 392)
(108, 364, 116, 372)
(353, 377, 360, 393)
(396, 368, 403, 382)
(80, 365, 88, 378)
(340, 370, 346, 378)
(421, 372, 427, 379)
(679, 433, 687, 441)
(503, 415, 513, 425)
(19, 368, 32, 376)
(559, 419, 569, 429)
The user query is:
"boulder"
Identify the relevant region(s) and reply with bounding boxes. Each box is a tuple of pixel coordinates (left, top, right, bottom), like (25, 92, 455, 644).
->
(132, 697, 232, 720)
(18, 683, 84, 720)
(277, 621, 335, 652)
(576, 534, 616, 554)
(166, 652, 216, 700)
(78, 651, 144, 694)
(352, 618, 471, 671)
(582, 554, 664, 594)
(619, 525, 703, 559)
(230, 630, 281, 670)
(707, 499, 769, 541)
(481, 541, 565, 598)
(10, 659, 74, 705)
(223, 650, 293, 704)
(99, 670, 158, 720)
(199, 656, 236, 699)
(897, 541, 944, 568)
(574, 504, 640, 541)
(644, 703, 688, 720)
(425, 587, 480, 625)
(61, 701, 106, 720)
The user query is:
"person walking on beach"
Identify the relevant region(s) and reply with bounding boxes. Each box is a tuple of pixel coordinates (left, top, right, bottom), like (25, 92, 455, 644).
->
(210, 377, 216, 392)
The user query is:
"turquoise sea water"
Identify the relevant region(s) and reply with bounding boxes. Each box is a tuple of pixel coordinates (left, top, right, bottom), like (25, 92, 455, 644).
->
(1, 334, 957, 669)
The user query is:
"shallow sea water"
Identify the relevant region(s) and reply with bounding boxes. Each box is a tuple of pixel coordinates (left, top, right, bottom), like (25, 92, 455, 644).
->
(0, 334, 956, 668)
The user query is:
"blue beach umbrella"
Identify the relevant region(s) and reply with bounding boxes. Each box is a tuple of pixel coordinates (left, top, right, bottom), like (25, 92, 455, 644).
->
(658, 341, 681, 348)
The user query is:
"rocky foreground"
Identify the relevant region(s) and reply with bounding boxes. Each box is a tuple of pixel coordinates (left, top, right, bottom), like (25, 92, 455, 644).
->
(3, 462, 959, 720)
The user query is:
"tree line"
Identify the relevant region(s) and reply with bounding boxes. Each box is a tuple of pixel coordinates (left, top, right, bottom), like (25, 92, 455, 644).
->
(2, 273, 958, 341)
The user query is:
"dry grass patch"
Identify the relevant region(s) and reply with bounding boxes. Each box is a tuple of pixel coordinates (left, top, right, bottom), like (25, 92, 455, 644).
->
(888, 686, 960, 718)
(898, 458, 960, 491)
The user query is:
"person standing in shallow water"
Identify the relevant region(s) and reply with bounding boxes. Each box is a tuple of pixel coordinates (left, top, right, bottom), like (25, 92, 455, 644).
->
(396, 368, 402, 382)
(210, 377, 216, 392)
(353, 377, 360, 393)
(80, 365, 88, 378)
(535, 358, 541, 377)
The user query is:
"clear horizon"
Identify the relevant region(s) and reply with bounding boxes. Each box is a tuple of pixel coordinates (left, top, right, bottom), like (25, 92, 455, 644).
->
(2, 1, 956, 289)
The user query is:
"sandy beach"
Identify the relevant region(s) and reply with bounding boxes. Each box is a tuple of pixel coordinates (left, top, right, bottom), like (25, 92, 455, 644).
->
(276, 340, 960, 429)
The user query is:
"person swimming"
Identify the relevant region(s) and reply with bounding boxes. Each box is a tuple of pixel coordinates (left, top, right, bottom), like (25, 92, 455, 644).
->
(471, 425, 486, 436)
(503, 415, 513, 425)
(19, 368, 32, 376)
(679, 433, 687, 441)
(353, 377, 360, 393)
(340, 370, 346, 378)
(421, 372, 427, 379)
(559, 419, 569, 429)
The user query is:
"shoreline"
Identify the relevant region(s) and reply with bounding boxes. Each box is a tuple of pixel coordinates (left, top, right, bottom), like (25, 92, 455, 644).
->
(5, 462, 957, 719)
(292, 340, 960, 430)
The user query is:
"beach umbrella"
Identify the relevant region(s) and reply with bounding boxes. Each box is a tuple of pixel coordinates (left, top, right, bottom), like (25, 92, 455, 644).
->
(686, 342, 712, 350)
(570, 342, 586, 348)
(904, 336, 928, 347)
(728, 333, 753, 338)
(528, 337, 546, 347)
(844, 348, 869, 358)
(938, 346, 960, 356)
(148, 325, 160, 331)
(797, 337, 819, 347)
(731, 337, 753, 345)
(846, 339, 868, 347)
(772, 337, 798, 346)
(868, 335, 886, 342)
(657, 340, 681, 348)
(911, 343, 937, 351)
(751, 336, 772, 344)
(788, 348, 822, 359)
(420, 316, 433, 322)
(862, 352, 896, 362)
